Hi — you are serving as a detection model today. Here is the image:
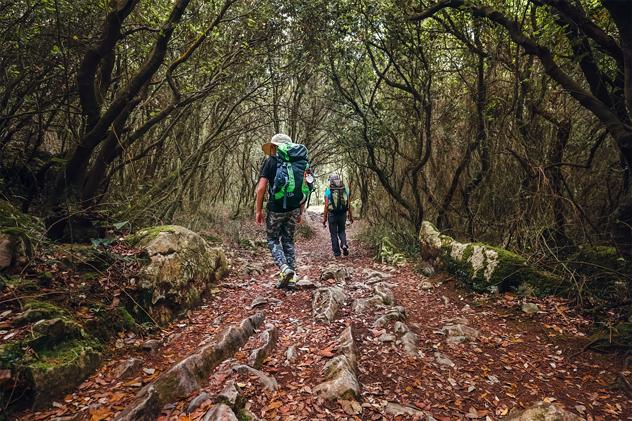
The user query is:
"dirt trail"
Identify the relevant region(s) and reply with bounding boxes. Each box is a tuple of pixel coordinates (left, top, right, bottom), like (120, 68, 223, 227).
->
(20, 212, 632, 420)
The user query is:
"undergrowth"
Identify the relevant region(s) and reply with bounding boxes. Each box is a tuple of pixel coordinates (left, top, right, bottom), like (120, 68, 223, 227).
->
(356, 223, 419, 264)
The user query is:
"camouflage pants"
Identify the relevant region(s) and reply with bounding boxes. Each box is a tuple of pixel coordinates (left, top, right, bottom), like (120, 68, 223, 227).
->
(266, 208, 300, 271)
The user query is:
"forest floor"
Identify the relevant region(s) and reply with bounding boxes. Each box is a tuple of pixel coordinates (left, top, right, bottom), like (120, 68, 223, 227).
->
(17, 212, 632, 420)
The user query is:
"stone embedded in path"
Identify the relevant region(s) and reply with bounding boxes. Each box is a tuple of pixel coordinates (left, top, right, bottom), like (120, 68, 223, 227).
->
(379, 333, 396, 342)
(113, 358, 142, 379)
(394, 321, 409, 334)
(115, 312, 264, 421)
(250, 296, 281, 309)
(202, 403, 239, 421)
(295, 277, 317, 288)
(215, 381, 243, 409)
(522, 302, 540, 315)
(186, 392, 210, 414)
(434, 352, 455, 369)
(231, 364, 279, 391)
(374, 283, 395, 305)
(285, 345, 298, 363)
(505, 401, 582, 420)
(401, 331, 420, 356)
(248, 324, 278, 369)
(441, 323, 480, 344)
(142, 339, 162, 353)
(419, 280, 434, 290)
(352, 296, 382, 314)
(374, 306, 406, 328)
(312, 286, 346, 323)
(314, 326, 360, 401)
(320, 265, 349, 283)
(393, 321, 419, 356)
(364, 268, 393, 284)
(385, 402, 427, 418)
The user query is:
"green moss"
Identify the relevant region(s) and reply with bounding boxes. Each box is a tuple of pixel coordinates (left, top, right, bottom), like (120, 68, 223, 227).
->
(29, 338, 101, 370)
(86, 305, 138, 341)
(117, 307, 136, 329)
(124, 225, 178, 247)
(25, 338, 103, 408)
(570, 245, 628, 275)
(0, 341, 25, 369)
(5, 276, 39, 292)
(442, 242, 562, 295)
(13, 300, 68, 325)
(236, 408, 253, 421)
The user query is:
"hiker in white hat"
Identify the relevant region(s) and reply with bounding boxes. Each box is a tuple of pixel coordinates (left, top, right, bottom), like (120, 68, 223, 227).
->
(255, 133, 311, 289)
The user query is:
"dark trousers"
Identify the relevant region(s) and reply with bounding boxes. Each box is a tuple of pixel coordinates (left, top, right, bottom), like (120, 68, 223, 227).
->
(328, 213, 347, 256)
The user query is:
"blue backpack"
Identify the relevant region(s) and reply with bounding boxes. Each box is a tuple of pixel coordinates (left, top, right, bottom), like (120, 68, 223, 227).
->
(326, 185, 349, 214)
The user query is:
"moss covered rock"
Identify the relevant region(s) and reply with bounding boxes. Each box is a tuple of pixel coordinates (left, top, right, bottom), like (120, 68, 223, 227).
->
(125, 225, 228, 325)
(569, 245, 628, 275)
(419, 221, 561, 294)
(13, 300, 68, 326)
(25, 339, 102, 408)
(56, 243, 114, 271)
(0, 334, 102, 410)
(0, 200, 45, 270)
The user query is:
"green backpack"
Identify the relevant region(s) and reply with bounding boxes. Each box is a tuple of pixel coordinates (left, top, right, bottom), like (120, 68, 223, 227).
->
(271, 143, 313, 209)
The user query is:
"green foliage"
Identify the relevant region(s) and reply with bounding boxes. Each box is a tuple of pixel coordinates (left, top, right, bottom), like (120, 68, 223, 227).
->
(124, 225, 177, 246)
(357, 223, 419, 261)
(588, 322, 632, 353)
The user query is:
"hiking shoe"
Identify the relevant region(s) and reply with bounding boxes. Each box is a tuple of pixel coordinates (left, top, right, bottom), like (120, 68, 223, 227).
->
(276, 267, 295, 289)
(342, 245, 349, 256)
(288, 274, 300, 289)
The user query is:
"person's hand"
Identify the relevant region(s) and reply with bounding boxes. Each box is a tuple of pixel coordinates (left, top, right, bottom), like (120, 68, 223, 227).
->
(256, 211, 264, 225)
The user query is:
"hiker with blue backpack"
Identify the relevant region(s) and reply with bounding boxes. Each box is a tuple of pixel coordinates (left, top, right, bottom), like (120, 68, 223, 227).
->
(255, 133, 314, 289)
(322, 174, 353, 257)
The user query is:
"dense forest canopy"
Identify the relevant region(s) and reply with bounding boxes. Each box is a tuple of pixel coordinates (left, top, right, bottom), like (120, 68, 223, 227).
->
(5, 1, 632, 416)
(2, 0, 632, 263)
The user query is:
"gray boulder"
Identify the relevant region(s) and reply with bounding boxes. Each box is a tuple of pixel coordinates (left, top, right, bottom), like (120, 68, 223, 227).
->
(125, 225, 228, 325)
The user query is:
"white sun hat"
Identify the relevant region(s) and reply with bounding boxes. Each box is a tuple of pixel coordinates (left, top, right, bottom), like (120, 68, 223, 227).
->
(262, 133, 292, 155)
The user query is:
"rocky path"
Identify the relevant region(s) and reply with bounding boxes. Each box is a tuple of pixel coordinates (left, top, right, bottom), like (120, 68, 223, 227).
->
(20, 213, 632, 420)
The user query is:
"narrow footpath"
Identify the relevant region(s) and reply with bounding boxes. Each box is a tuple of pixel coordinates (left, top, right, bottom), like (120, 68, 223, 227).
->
(21, 212, 632, 420)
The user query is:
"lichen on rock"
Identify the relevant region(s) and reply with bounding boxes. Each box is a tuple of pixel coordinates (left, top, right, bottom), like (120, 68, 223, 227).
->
(125, 225, 228, 325)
